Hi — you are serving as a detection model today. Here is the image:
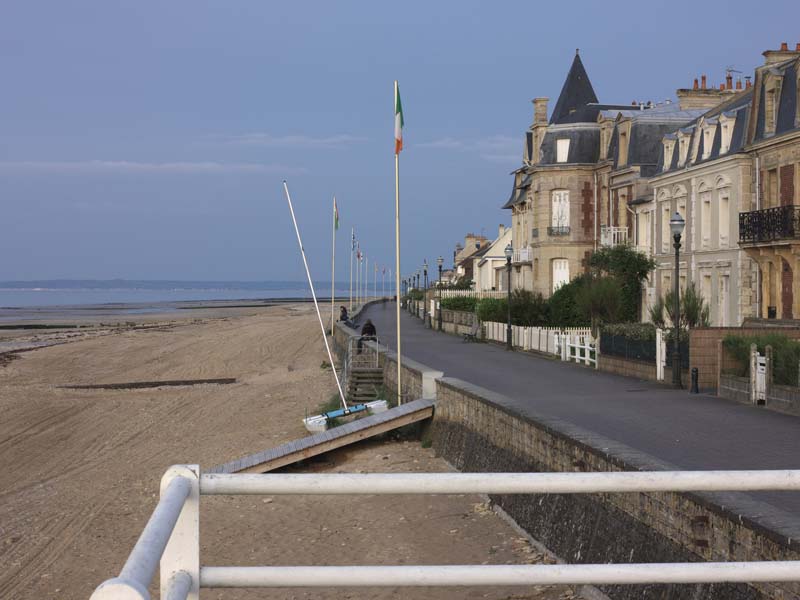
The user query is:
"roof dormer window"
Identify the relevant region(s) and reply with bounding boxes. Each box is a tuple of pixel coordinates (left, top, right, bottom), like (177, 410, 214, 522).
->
(764, 74, 782, 136)
(719, 114, 734, 155)
(678, 134, 689, 165)
(556, 139, 570, 163)
(662, 137, 676, 171)
(701, 122, 715, 160)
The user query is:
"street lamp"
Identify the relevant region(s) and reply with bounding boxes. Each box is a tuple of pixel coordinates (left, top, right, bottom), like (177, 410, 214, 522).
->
(422, 259, 428, 327)
(437, 256, 444, 331)
(504, 243, 513, 351)
(670, 212, 685, 388)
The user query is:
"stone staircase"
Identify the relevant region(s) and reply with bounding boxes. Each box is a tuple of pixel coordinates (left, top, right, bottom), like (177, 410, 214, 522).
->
(347, 367, 384, 403)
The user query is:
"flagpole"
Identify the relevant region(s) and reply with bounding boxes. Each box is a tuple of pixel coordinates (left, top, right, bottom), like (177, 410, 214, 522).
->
(349, 228, 354, 315)
(356, 245, 360, 310)
(365, 255, 369, 302)
(282, 181, 347, 409)
(394, 80, 402, 406)
(330, 197, 336, 336)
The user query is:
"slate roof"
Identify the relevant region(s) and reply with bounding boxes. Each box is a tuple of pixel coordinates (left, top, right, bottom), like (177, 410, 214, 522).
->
(656, 89, 753, 174)
(550, 52, 599, 125)
(753, 58, 799, 143)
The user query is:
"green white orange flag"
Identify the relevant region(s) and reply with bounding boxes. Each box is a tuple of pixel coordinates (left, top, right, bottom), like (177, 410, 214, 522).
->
(333, 196, 339, 230)
(394, 84, 404, 154)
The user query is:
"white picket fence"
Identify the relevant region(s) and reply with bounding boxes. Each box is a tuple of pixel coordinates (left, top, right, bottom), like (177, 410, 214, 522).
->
(483, 322, 595, 366)
(440, 289, 506, 299)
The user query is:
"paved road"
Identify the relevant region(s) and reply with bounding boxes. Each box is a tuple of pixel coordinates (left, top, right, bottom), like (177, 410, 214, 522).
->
(358, 302, 800, 521)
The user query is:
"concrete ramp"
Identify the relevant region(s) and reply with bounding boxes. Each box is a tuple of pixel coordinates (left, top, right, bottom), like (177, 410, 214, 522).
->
(208, 398, 435, 474)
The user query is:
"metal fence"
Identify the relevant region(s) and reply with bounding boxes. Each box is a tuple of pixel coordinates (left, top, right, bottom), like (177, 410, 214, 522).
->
(92, 467, 800, 598)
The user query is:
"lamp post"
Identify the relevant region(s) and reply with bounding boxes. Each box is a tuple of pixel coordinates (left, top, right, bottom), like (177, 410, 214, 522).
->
(422, 259, 428, 327)
(437, 256, 444, 331)
(670, 212, 685, 388)
(504, 243, 513, 351)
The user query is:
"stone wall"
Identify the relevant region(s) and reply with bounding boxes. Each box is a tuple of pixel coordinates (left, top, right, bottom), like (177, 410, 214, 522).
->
(432, 377, 800, 600)
(381, 350, 443, 402)
(598, 354, 657, 381)
(718, 373, 750, 405)
(690, 327, 800, 391)
(766, 384, 800, 417)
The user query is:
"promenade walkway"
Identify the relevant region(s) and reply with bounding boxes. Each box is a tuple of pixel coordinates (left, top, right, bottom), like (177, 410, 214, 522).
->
(358, 302, 800, 519)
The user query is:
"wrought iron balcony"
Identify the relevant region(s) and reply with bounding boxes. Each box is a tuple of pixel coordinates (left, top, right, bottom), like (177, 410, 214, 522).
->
(739, 205, 800, 244)
(547, 226, 571, 236)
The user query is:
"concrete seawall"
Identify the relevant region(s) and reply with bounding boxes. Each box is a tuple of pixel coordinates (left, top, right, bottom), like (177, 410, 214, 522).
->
(331, 314, 800, 600)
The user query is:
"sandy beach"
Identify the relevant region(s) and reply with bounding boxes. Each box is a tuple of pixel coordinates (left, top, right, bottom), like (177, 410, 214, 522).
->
(0, 304, 574, 599)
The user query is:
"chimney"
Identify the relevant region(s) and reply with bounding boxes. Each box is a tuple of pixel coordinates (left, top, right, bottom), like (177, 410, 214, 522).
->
(726, 73, 733, 90)
(532, 98, 548, 125)
(796, 43, 800, 51)
(736, 77, 742, 90)
(719, 83, 725, 90)
(693, 78, 699, 90)
(763, 42, 800, 64)
(701, 74, 707, 89)
(745, 76, 752, 89)
(498, 224, 506, 238)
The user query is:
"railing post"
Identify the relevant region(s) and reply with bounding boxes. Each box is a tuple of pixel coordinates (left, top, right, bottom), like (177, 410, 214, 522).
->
(161, 465, 200, 600)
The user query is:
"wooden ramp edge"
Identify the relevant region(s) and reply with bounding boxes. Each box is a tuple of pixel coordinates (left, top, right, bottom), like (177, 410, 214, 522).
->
(207, 398, 435, 474)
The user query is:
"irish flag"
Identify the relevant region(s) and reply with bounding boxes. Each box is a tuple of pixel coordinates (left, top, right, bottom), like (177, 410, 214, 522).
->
(333, 196, 339, 230)
(394, 83, 404, 154)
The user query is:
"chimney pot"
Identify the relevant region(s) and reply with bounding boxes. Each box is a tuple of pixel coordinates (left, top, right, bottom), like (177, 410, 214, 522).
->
(796, 43, 800, 51)
(726, 74, 733, 90)
(736, 77, 742, 90)
(701, 74, 707, 89)
(745, 76, 752, 89)
(780, 42, 789, 51)
(719, 83, 725, 90)
(693, 78, 699, 90)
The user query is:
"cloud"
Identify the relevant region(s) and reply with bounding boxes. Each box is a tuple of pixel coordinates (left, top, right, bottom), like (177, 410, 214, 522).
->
(415, 134, 520, 164)
(222, 133, 368, 148)
(0, 160, 306, 175)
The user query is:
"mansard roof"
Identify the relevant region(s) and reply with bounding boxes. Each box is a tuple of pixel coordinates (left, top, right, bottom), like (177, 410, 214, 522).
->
(753, 57, 799, 143)
(550, 51, 599, 124)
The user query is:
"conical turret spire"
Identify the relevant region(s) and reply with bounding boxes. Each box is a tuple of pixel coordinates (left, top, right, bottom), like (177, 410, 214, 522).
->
(550, 51, 598, 124)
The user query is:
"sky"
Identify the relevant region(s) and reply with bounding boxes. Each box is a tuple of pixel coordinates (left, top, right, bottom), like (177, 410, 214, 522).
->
(1, 0, 798, 282)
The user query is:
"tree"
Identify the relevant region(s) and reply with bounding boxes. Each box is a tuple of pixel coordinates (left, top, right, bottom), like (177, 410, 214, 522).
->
(577, 275, 624, 334)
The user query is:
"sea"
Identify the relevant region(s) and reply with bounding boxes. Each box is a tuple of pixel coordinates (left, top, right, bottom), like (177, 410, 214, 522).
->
(0, 280, 382, 321)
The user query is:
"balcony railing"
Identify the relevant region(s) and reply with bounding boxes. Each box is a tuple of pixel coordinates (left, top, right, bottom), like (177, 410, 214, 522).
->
(739, 205, 800, 244)
(600, 226, 628, 247)
(547, 226, 570, 236)
(512, 247, 533, 263)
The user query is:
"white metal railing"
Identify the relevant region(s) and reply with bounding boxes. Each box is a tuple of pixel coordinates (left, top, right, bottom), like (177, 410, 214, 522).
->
(512, 247, 533, 263)
(440, 289, 506, 299)
(341, 335, 381, 395)
(600, 226, 629, 247)
(92, 467, 800, 598)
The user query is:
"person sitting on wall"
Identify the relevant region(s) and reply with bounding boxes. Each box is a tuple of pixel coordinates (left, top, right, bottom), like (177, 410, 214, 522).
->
(339, 305, 349, 323)
(357, 318, 377, 353)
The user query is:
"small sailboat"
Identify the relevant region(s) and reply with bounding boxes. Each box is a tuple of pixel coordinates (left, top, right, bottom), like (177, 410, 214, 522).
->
(282, 182, 388, 433)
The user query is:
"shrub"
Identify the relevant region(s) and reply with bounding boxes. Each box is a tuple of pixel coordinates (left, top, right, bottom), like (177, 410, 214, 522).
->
(577, 276, 623, 332)
(548, 275, 590, 327)
(440, 296, 478, 312)
(723, 333, 800, 385)
(407, 289, 424, 301)
(588, 245, 655, 322)
(476, 298, 506, 323)
(600, 322, 657, 341)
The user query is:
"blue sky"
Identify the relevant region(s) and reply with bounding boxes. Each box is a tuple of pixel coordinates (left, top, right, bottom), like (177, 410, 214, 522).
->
(1, 0, 798, 281)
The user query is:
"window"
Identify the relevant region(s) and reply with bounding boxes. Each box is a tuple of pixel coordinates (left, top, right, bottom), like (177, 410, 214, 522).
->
(719, 193, 730, 247)
(551, 190, 569, 228)
(702, 274, 712, 311)
(618, 130, 628, 166)
(719, 116, 733, 154)
(661, 203, 671, 253)
(556, 139, 570, 163)
(663, 140, 675, 170)
(765, 80, 780, 135)
(719, 275, 729, 326)
(552, 259, 569, 293)
(678, 135, 689, 165)
(768, 169, 778, 207)
(701, 192, 711, 248)
(702, 126, 713, 159)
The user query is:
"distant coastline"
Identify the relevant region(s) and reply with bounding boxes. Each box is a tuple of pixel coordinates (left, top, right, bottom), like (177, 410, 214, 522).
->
(0, 280, 374, 312)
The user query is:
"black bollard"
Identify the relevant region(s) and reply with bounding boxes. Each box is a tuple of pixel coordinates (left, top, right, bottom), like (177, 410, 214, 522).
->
(690, 367, 699, 394)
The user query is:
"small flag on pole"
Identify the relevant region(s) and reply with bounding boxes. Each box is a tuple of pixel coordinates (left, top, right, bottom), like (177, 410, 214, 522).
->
(333, 197, 339, 230)
(394, 84, 404, 154)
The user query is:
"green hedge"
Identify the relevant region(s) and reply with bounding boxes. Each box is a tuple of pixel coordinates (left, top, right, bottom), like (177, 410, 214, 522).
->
(440, 296, 478, 312)
(723, 333, 800, 385)
(475, 290, 549, 327)
(600, 322, 657, 341)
